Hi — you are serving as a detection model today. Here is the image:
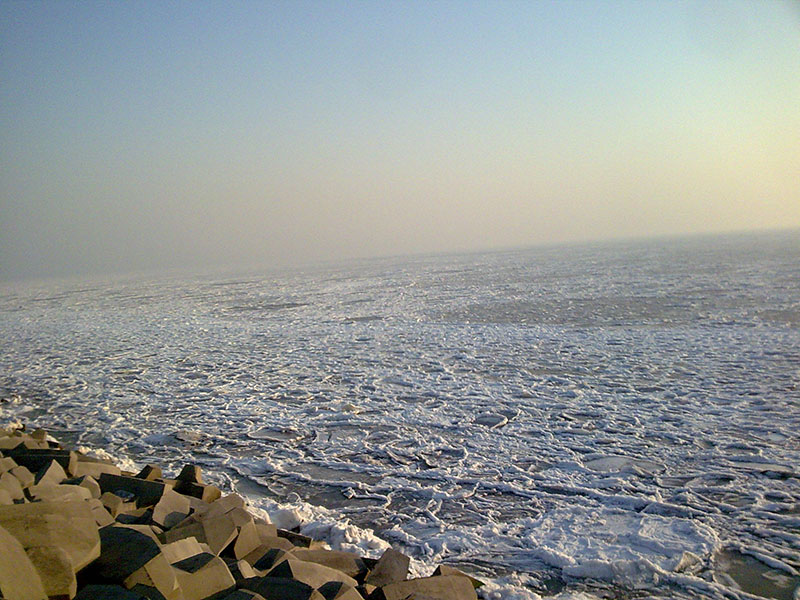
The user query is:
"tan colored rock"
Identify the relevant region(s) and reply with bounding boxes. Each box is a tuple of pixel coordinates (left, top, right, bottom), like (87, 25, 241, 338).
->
(26, 545, 77, 600)
(0, 456, 17, 473)
(0, 524, 48, 600)
(100, 492, 137, 517)
(0, 470, 25, 501)
(74, 475, 102, 499)
(34, 459, 68, 486)
(241, 537, 296, 566)
(11, 465, 35, 488)
(7, 449, 76, 475)
(316, 581, 365, 600)
(152, 487, 191, 529)
(227, 558, 259, 582)
(254, 522, 278, 541)
(98, 473, 167, 507)
(30, 428, 48, 442)
(177, 464, 203, 484)
(266, 557, 358, 589)
(0, 488, 13, 505)
(28, 482, 93, 503)
(201, 512, 238, 555)
(239, 577, 325, 600)
(432, 564, 484, 588)
(135, 464, 163, 481)
(123, 552, 181, 600)
(0, 501, 101, 572)
(371, 575, 477, 600)
(161, 537, 210, 563)
(175, 480, 221, 503)
(364, 548, 410, 587)
(291, 549, 368, 580)
(172, 552, 236, 600)
(73, 460, 121, 480)
(234, 519, 261, 560)
(87, 499, 116, 528)
(205, 493, 246, 517)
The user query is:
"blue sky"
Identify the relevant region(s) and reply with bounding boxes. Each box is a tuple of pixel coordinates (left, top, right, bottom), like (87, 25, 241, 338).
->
(1, 1, 798, 279)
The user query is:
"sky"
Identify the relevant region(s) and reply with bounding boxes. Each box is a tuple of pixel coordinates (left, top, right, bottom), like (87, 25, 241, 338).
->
(1, 0, 798, 280)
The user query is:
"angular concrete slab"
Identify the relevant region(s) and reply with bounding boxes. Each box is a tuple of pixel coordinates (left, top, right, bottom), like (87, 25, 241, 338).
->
(6, 448, 76, 475)
(10, 465, 34, 488)
(233, 520, 261, 560)
(239, 577, 324, 600)
(161, 537, 208, 564)
(174, 481, 221, 503)
(34, 459, 68, 486)
(371, 575, 477, 600)
(98, 473, 167, 508)
(136, 465, 163, 481)
(73, 460, 122, 480)
(265, 558, 357, 589)
(432, 565, 484, 588)
(177, 464, 203, 484)
(26, 545, 77, 600)
(101, 492, 138, 518)
(172, 553, 235, 600)
(291, 549, 368, 580)
(28, 482, 93, 503)
(317, 581, 365, 600)
(74, 584, 147, 599)
(87, 499, 116, 528)
(0, 524, 47, 600)
(364, 549, 410, 587)
(0, 471, 25, 501)
(0, 500, 100, 572)
(0, 456, 17, 473)
(152, 488, 191, 529)
(94, 524, 162, 581)
(123, 552, 180, 600)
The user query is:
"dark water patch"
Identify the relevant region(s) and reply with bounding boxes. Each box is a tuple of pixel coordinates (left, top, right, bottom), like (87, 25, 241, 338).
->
(714, 549, 800, 600)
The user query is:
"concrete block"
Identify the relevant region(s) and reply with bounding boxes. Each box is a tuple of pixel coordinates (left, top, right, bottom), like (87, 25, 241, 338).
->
(201, 513, 238, 555)
(241, 537, 295, 566)
(0, 523, 48, 600)
(94, 524, 162, 581)
(28, 482, 93, 503)
(364, 549, 409, 587)
(266, 558, 357, 589)
(172, 552, 236, 600)
(276, 528, 314, 548)
(34, 459, 68, 486)
(72, 474, 103, 499)
(161, 537, 209, 564)
(174, 481, 221, 503)
(87, 499, 116, 528)
(0, 456, 17, 473)
(0, 500, 100, 572)
(291, 549, 368, 580)
(74, 584, 148, 599)
(225, 559, 258, 583)
(101, 492, 138, 517)
(30, 428, 48, 442)
(227, 507, 254, 529)
(239, 577, 324, 600)
(124, 552, 181, 600)
(116, 507, 154, 525)
(98, 473, 167, 508)
(6, 448, 76, 475)
(254, 523, 278, 542)
(0, 470, 25, 501)
(177, 464, 203, 484)
(220, 591, 265, 600)
(0, 488, 13, 505)
(136, 465, 163, 481)
(233, 520, 261, 560)
(317, 581, 365, 600)
(152, 488, 191, 529)
(0, 436, 24, 451)
(73, 460, 122, 480)
(251, 548, 290, 573)
(431, 565, 484, 588)
(11, 464, 35, 488)
(26, 545, 77, 600)
(205, 494, 245, 518)
(370, 575, 477, 600)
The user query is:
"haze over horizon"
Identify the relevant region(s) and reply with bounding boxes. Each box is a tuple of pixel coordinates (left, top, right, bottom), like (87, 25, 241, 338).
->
(2, 1, 799, 281)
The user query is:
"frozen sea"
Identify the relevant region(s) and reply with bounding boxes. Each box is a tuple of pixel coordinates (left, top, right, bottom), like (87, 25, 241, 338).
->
(1, 230, 799, 600)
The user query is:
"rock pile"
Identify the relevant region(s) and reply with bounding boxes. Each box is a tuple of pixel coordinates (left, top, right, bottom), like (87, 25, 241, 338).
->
(0, 425, 483, 600)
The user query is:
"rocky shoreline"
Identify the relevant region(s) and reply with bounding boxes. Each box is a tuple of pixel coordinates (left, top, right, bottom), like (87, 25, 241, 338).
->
(0, 423, 483, 600)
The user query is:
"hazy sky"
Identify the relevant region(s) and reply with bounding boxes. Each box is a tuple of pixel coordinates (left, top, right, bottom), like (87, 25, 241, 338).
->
(1, 1, 798, 280)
